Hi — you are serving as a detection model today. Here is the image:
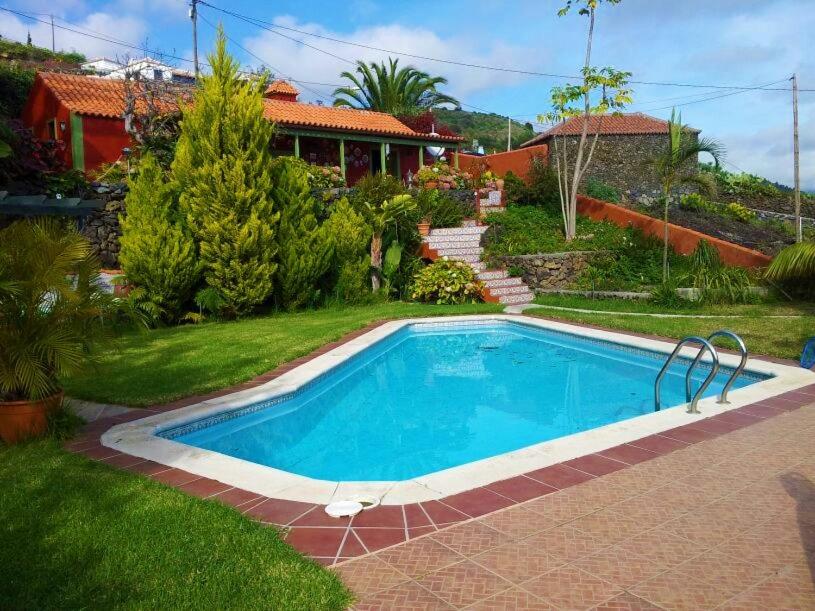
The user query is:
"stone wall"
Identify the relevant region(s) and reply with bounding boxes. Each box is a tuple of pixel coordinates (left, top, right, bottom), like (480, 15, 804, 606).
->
(547, 133, 696, 195)
(80, 194, 125, 269)
(494, 251, 607, 290)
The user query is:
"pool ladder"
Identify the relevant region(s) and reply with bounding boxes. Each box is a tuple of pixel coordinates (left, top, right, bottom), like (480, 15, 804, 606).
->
(654, 330, 748, 414)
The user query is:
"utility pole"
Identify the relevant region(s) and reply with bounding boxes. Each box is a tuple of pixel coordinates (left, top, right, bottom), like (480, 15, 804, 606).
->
(190, 0, 199, 78)
(792, 73, 801, 242)
(507, 117, 512, 152)
(50, 15, 55, 52)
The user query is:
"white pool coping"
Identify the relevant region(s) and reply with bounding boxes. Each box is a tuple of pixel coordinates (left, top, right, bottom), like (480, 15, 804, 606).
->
(102, 314, 815, 505)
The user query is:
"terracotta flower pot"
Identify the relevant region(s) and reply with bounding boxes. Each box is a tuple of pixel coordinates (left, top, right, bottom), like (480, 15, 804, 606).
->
(424, 180, 439, 189)
(0, 391, 63, 444)
(417, 221, 431, 236)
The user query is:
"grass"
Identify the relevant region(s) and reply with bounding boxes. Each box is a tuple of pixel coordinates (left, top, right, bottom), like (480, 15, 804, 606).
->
(529, 295, 815, 360)
(63, 301, 504, 406)
(0, 440, 352, 609)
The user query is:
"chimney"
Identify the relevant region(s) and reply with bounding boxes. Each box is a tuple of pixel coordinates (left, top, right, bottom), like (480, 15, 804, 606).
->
(263, 79, 300, 102)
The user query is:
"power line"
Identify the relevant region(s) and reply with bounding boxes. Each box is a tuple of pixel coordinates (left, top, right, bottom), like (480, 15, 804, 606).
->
(197, 0, 814, 93)
(630, 79, 788, 113)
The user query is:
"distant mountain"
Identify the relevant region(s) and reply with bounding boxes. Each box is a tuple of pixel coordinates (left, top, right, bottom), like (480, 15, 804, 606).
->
(433, 108, 537, 153)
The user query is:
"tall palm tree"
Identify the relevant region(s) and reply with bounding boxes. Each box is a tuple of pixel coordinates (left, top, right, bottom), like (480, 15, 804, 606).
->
(766, 241, 815, 284)
(333, 58, 459, 115)
(650, 109, 725, 282)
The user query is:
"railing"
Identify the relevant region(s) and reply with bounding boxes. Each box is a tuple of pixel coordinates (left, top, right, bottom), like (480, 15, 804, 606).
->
(654, 336, 720, 414)
(686, 330, 748, 405)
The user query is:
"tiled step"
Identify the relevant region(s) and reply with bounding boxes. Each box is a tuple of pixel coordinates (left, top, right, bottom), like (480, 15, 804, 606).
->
(425, 231, 483, 242)
(425, 238, 483, 249)
(429, 226, 488, 236)
(498, 291, 535, 305)
(477, 269, 509, 281)
(442, 253, 481, 263)
(470, 261, 487, 272)
(461, 219, 479, 227)
(436, 247, 483, 257)
(486, 284, 532, 297)
(482, 277, 525, 289)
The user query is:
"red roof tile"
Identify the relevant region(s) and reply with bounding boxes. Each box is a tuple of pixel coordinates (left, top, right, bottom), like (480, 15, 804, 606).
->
(521, 113, 697, 147)
(35, 72, 462, 142)
(264, 79, 299, 97)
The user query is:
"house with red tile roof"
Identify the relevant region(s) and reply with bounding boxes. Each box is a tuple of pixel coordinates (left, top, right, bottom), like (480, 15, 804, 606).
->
(22, 72, 463, 184)
(519, 113, 701, 193)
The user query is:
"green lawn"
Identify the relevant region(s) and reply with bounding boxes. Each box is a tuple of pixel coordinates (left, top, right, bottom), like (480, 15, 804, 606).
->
(529, 295, 815, 360)
(63, 302, 504, 406)
(0, 440, 352, 609)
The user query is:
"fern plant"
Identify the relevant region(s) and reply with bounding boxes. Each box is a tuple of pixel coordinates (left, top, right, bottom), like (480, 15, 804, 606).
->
(0, 219, 118, 401)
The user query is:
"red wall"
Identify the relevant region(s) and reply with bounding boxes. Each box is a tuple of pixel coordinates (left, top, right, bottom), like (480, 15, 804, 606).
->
(21, 76, 73, 168)
(457, 145, 549, 181)
(576, 195, 773, 268)
(82, 116, 131, 171)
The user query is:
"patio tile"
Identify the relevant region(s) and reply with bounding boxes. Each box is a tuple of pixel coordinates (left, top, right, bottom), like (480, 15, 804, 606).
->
(465, 587, 556, 610)
(715, 530, 809, 571)
(570, 509, 644, 546)
(243, 498, 316, 525)
(736, 403, 786, 419)
(471, 540, 562, 584)
(419, 500, 469, 526)
(524, 488, 605, 524)
(352, 527, 407, 553)
(484, 475, 557, 502)
(674, 550, 773, 596)
(377, 536, 464, 579)
(630, 569, 733, 610)
(659, 425, 717, 444)
(210, 487, 263, 508)
(100, 453, 147, 468)
(617, 531, 708, 569)
(563, 454, 628, 476)
(332, 555, 409, 597)
(150, 468, 200, 487)
(284, 526, 347, 558)
(522, 565, 623, 610)
(407, 526, 436, 539)
(572, 545, 666, 590)
(626, 435, 690, 455)
(691, 417, 744, 435)
(597, 444, 659, 465)
(122, 459, 172, 475)
(524, 463, 595, 489)
(524, 525, 605, 563)
(476, 505, 552, 539)
(439, 487, 515, 518)
(592, 592, 662, 610)
(403, 503, 433, 528)
(415, 560, 512, 608)
(339, 530, 368, 557)
(351, 505, 406, 528)
(717, 573, 815, 610)
(177, 478, 232, 498)
(81, 445, 121, 460)
(353, 580, 454, 610)
(430, 521, 508, 557)
(290, 506, 353, 528)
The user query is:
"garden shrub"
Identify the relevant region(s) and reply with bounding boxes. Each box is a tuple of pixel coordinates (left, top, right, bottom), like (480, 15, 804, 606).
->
(585, 177, 620, 203)
(724, 202, 756, 223)
(411, 259, 483, 304)
(503, 171, 527, 205)
(172, 32, 279, 316)
(679, 193, 717, 214)
(323, 198, 372, 303)
(415, 189, 465, 228)
(0, 63, 35, 119)
(118, 154, 200, 322)
(524, 157, 560, 209)
(350, 173, 405, 212)
(682, 240, 753, 304)
(271, 157, 333, 310)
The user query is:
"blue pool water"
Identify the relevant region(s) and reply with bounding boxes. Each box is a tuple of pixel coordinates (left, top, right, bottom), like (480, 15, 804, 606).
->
(164, 321, 767, 481)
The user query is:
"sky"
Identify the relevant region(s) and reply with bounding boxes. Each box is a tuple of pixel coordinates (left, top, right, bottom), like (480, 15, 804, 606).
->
(2, 0, 813, 190)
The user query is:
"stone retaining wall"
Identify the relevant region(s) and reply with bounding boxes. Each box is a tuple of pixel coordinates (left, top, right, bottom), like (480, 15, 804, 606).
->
(494, 251, 607, 290)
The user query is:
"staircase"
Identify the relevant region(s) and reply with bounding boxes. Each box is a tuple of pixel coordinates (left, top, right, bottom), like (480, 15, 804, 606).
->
(421, 222, 535, 305)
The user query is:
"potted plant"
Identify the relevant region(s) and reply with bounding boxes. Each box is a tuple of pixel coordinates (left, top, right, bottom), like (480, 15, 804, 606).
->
(0, 219, 118, 443)
(417, 217, 432, 236)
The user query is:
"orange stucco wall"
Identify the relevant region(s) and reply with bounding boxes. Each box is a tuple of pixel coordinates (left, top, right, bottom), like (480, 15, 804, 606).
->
(21, 76, 74, 168)
(457, 145, 549, 181)
(576, 195, 772, 268)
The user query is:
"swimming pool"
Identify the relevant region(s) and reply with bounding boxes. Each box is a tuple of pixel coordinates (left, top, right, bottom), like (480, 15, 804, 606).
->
(160, 319, 767, 482)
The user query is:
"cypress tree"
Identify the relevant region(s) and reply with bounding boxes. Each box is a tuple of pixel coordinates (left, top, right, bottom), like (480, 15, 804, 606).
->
(172, 29, 279, 315)
(119, 153, 199, 320)
(271, 158, 332, 309)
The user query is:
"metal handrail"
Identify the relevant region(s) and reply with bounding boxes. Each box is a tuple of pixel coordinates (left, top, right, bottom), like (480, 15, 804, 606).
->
(686, 330, 748, 404)
(654, 336, 720, 414)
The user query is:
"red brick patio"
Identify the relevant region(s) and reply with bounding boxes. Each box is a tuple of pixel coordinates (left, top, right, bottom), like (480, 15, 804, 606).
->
(62, 319, 815, 608)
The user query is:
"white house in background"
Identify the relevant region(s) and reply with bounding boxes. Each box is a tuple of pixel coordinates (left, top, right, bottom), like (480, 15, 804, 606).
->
(81, 57, 196, 84)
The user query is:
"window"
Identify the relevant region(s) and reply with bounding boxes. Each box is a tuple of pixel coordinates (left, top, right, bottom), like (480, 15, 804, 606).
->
(47, 119, 57, 140)
(153, 69, 163, 80)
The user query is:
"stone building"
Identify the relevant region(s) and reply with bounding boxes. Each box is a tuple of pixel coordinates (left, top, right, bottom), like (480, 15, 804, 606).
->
(520, 113, 699, 196)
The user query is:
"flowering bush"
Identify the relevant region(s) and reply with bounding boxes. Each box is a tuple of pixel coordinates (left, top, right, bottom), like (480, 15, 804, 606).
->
(307, 164, 345, 189)
(414, 161, 471, 190)
(411, 259, 483, 304)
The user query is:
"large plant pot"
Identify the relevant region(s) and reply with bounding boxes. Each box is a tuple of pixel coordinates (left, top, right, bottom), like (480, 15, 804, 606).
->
(417, 221, 431, 236)
(0, 391, 63, 444)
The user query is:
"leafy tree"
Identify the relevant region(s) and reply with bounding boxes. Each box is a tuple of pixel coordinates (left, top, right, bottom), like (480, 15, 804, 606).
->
(333, 58, 459, 115)
(119, 154, 200, 321)
(649, 109, 724, 282)
(270, 158, 333, 309)
(539, 0, 631, 241)
(323, 198, 372, 302)
(172, 29, 279, 316)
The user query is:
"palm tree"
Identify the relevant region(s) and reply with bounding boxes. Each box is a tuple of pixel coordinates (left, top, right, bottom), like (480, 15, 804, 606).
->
(766, 241, 815, 284)
(333, 58, 459, 115)
(650, 109, 725, 282)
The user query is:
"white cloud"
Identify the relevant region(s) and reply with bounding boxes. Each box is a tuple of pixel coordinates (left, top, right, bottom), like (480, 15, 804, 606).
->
(0, 11, 148, 59)
(242, 16, 543, 103)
